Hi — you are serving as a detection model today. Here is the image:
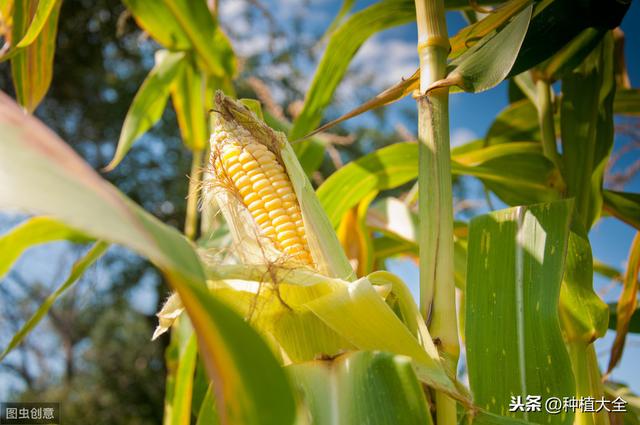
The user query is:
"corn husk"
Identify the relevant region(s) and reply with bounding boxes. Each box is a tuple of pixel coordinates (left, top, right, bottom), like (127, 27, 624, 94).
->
(207, 92, 354, 281)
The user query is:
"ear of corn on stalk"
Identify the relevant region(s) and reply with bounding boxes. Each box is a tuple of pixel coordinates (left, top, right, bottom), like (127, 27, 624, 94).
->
(208, 91, 354, 281)
(153, 95, 451, 380)
(212, 128, 313, 266)
(202, 93, 360, 362)
(153, 92, 354, 341)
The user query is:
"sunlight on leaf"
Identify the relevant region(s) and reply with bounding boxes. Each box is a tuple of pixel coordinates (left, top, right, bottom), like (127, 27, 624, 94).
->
(0, 216, 92, 280)
(318, 142, 562, 228)
(171, 57, 208, 151)
(15, 0, 59, 48)
(10, 0, 61, 112)
(289, 351, 433, 425)
(428, 5, 533, 93)
(466, 200, 575, 425)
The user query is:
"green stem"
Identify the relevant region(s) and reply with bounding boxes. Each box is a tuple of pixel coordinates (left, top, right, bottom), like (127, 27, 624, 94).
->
(184, 149, 204, 241)
(567, 342, 610, 425)
(536, 79, 562, 171)
(417, 94, 457, 352)
(165, 149, 203, 423)
(414, 0, 459, 424)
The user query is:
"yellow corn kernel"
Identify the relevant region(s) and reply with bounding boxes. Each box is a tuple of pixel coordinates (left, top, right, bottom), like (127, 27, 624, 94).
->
(212, 128, 313, 266)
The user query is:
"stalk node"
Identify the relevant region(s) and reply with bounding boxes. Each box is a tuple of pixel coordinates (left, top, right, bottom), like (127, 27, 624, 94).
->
(417, 36, 450, 52)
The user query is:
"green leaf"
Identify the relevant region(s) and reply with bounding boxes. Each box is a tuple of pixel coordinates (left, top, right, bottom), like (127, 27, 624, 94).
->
(298, 0, 631, 135)
(614, 89, 640, 115)
(466, 200, 575, 424)
(538, 28, 606, 81)
(288, 351, 433, 425)
(0, 241, 108, 361)
(171, 333, 198, 425)
(122, 0, 235, 77)
(190, 355, 211, 418)
(163, 0, 236, 77)
(10, 0, 61, 112)
(608, 232, 640, 373)
(290, 0, 415, 139)
(305, 275, 462, 398)
(372, 236, 417, 260)
(559, 225, 610, 425)
(122, 0, 191, 50)
(289, 0, 415, 170)
(448, 0, 532, 61)
(106, 50, 185, 171)
(196, 385, 221, 425)
(560, 34, 615, 229)
(203, 264, 464, 399)
(318, 142, 562, 228)
(511, 72, 537, 105)
(462, 410, 532, 425)
(171, 57, 208, 151)
(429, 5, 533, 93)
(292, 137, 326, 176)
(0, 92, 296, 425)
(0, 216, 92, 280)
(318, 143, 418, 228)
(603, 190, 640, 231)
(163, 312, 195, 425)
(558, 227, 609, 345)
(15, 0, 59, 48)
(508, 0, 629, 76)
(485, 100, 540, 145)
(298, 0, 532, 138)
(455, 141, 542, 164)
(454, 142, 560, 196)
(459, 153, 562, 206)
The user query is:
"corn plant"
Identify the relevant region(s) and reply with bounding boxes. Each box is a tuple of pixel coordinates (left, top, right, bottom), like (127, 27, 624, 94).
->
(1, 0, 639, 424)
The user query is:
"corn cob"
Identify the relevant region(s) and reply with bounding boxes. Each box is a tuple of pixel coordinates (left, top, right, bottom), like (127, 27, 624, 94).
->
(210, 97, 314, 267)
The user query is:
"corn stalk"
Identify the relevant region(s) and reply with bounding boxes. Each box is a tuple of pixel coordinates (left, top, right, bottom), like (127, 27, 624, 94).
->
(185, 148, 204, 240)
(414, 0, 459, 424)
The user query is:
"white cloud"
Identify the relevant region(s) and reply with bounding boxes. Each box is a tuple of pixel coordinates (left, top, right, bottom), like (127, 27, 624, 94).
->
(219, 0, 249, 20)
(351, 37, 418, 88)
(450, 127, 478, 148)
